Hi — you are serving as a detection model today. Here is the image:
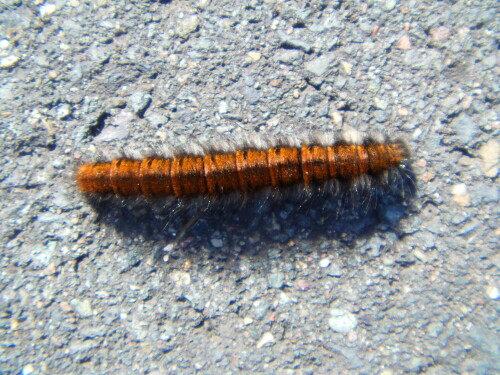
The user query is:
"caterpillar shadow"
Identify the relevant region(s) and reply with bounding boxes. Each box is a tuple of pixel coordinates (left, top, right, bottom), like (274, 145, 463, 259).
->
(87, 166, 417, 263)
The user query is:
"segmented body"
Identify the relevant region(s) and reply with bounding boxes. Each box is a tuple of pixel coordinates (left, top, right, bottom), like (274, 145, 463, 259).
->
(77, 141, 408, 197)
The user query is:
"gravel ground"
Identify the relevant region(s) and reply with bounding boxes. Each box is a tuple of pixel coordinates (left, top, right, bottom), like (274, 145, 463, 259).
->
(1, 0, 499, 374)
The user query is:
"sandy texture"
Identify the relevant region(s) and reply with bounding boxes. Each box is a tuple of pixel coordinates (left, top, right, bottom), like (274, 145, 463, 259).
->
(0, 0, 498, 374)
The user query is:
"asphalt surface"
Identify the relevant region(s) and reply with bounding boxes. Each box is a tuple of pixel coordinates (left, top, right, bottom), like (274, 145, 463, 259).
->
(0, 1, 498, 374)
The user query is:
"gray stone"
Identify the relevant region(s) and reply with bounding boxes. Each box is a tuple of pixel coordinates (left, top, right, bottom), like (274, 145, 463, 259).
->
(116, 252, 141, 273)
(70, 299, 93, 318)
(405, 357, 427, 372)
(128, 92, 152, 117)
(31, 241, 57, 267)
(453, 113, 477, 144)
(145, 112, 168, 128)
(305, 93, 323, 106)
(210, 238, 223, 248)
(0, 82, 15, 102)
(68, 340, 99, 355)
(56, 103, 72, 119)
(304, 54, 335, 76)
(242, 86, 260, 104)
(33, 54, 50, 68)
(127, 320, 149, 342)
(326, 264, 343, 278)
(365, 236, 383, 257)
(94, 124, 130, 142)
(325, 345, 364, 369)
(374, 99, 389, 110)
(403, 49, 442, 70)
(176, 15, 200, 38)
(159, 322, 175, 341)
(279, 34, 312, 53)
(427, 322, 444, 338)
(441, 94, 462, 115)
(87, 44, 110, 64)
(274, 50, 303, 65)
(374, 110, 388, 123)
(79, 326, 107, 339)
(380, 0, 397, 11)
(268, 272, 285, 289)
(472, 183, 498, 204)
(253, 300, 270, 319)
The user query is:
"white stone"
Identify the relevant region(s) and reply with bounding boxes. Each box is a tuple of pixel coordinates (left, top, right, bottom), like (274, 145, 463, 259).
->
(319, 258, 331, 268)
(486, 286, 499, 300)
(451, 183, 467, 196)
(0, 39, 10, 50)
(328, 308, 358, 333)
(39, 4, 57, 17)
(256, 332, 275, 348)
(0, 55, 20, 69)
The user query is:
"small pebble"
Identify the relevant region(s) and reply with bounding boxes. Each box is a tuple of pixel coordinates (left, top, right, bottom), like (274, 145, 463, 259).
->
(326, 264, 343, 278)
(453, 113, 477, 144)
(396, 35, 412, 50)
(400, 107, 410, 116)
(427, 322, 444, 338)
(0, 55, 20, 69)
(177, 15, 200, 38)
(279, 34, 312, 53)
(413, 249, 428, 262)
(340, 61, 352, 75)
(319, 258, 331, 268)
(451, 183, 470, 206)
(22, 365, 35, 375)
(218, 101, 228, 114)
(451, 183, 467, 196)
(0, 39, 10, 50)
(328, 309, 358, 333)
(274, 50, 302, 65)
(374, 98, 389, 110)
(304, 54, 335, 76)
(70, 299, 93, 318)
(268, 272, 285, 289)
(128, 92, 152, 117)
(170, 270, 191, 285)
(43, 262, 57, 276)
(269, 79, 281, 87)
(95, 123, 130, 142)
(381, 0, 397, 11)
(279, 292, 290, 305)
(297, 279, 311, 291)
(60, 301, 73, 313)
(56, 103, 72, 119)
(247, 51, 261, 62)
(478, 140, 499, 178)
(430, 26, 450, 42)
(253, 300, 270, 319)
(210, 238, 223, 248)
(39, 3, 57, 17)
(485, 286, 498, 300)
(256, 332, 275, 348)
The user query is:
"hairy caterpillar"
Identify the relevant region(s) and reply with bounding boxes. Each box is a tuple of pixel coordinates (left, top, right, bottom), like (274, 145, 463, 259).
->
(76, 131, 413, 200)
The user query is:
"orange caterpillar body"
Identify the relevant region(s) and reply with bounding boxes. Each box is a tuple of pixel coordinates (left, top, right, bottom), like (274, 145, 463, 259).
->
(76, 132, 410, 198)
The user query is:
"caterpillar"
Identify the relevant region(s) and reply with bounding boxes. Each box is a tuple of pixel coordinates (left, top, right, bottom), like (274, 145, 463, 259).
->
(76, 131, 413, 200)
